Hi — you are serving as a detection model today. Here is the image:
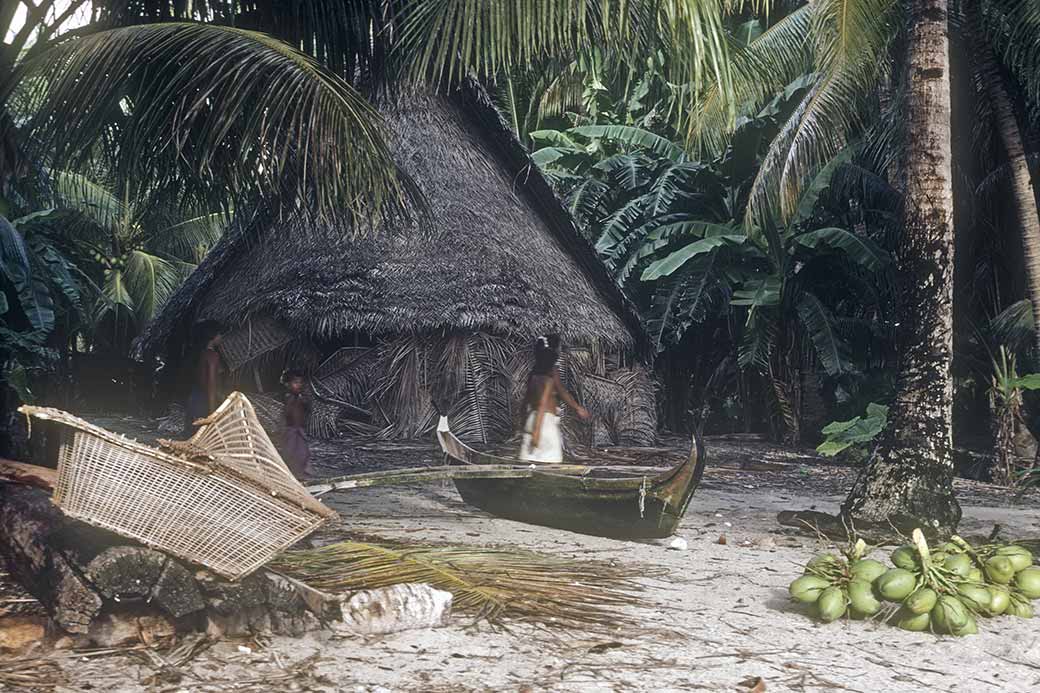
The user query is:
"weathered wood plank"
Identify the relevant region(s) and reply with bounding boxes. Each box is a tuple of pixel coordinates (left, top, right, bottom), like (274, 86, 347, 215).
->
(0, 458, 56, 489)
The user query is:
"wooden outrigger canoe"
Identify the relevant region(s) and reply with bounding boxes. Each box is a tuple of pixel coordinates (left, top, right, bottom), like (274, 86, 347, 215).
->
(435, 417, 706, 539)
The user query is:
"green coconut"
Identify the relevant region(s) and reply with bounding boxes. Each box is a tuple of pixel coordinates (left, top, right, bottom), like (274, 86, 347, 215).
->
(1013, 567, 1040, 600)
(789, 575, 831, 604)
(816, 587, 848, 623)
(995, 545, 1034, 572)
(891, 546, 919, 571)
(896, 609, 931, 632)
(987, 588, 1011, 616)
(986, 556, 1016, 585)
(943, 553, 973, 578)
(956, 584, 992, 614)
(904, 587, 938, 615)
(848, 580, 882, 617)
(876, 569, 917, 602)
(849, 558, 887, 584)
(931, 596, 970, 634)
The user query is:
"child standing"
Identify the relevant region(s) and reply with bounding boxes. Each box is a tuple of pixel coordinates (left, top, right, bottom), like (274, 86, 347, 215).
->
(282, 369, 313, 478)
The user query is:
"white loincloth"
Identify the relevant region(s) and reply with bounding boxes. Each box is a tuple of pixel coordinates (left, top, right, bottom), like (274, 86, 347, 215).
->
(519, 411, 563, 463)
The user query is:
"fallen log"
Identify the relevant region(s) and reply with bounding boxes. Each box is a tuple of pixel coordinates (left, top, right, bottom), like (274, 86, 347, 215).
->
(0, 459, 56, 490)
(0, 482, 460, 650)
(0, 484, 319, 646)
(0, 485, 104, 633)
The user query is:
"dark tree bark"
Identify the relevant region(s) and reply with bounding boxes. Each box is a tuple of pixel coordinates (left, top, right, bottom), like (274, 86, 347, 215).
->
(0, 484, 320, 643)
(0, 486, 105, 633)
(842, 0, 961, 534)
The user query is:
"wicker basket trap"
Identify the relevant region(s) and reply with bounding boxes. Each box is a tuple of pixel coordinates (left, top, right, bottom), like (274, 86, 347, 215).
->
(20, 393, 337, 580)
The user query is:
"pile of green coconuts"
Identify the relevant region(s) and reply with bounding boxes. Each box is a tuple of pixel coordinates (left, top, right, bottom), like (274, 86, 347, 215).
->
(789, 530, 1040, 635)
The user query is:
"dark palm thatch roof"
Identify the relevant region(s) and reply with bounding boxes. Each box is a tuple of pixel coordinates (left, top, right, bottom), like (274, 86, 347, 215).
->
(135, 79, 646, 358)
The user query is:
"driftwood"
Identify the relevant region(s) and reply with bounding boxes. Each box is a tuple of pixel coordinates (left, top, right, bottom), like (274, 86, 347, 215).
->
(0, 459, 56, 490)
(0, 484, 319, 646)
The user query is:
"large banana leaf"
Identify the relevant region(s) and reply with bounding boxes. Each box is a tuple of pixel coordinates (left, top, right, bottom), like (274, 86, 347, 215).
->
(647, 248, 728, 351)
(793, 227, 890, 272)
(614, 218, 738, 282)
(789, 147, 856, 227)
(641, 234, 745, 280)
(595, 195, 652, 253)
(730, 275, 782, 307)
(796, 291, 854, 376)
(571, 124, 688, 161)
(0, 215, 54, 333)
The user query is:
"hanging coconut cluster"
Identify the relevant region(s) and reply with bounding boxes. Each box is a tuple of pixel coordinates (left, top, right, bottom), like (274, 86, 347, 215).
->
(789, 529, 1040, 635)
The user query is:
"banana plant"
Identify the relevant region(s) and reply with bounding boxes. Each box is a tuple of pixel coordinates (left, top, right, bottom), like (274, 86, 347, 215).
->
(639, 148, 891, 441)
(0, 212, 80, 402)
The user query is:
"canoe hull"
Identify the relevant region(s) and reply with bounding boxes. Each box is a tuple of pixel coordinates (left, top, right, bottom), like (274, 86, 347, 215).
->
(437, 417, 706, 539)
(453, 476, 685, 539)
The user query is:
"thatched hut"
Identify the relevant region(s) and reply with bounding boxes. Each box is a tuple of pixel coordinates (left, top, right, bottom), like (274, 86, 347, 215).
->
(136, 80, 655, 446)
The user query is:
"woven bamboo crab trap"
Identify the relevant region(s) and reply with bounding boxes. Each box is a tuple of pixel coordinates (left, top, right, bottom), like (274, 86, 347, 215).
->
(20, 393, 337, 580)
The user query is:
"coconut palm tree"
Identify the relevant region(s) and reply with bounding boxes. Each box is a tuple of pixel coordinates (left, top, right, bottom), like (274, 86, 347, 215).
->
(2, 0, 739, 204)
(972, 0, 1040, 360)
(840, 0, 961, 532)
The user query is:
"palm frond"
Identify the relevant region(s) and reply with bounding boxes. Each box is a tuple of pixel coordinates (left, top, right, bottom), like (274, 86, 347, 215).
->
(151, 211, 231, 262)
(47, 170, 130, 234)
(689, 5, 814, 153)
(396, 0, 733, 107)
(981, 0, 1040, 118)
(741, 0, 897, 223)
(9, 22, 407, 221)
(537, 60, 588, 122)
(97, 267, 134, 318)
(124, 250, 182, 324)
(990, 299, 1036, 355)
(97, 0, 392, 85)
(438, 333, 514, 444)
(271, 538, 652, 631)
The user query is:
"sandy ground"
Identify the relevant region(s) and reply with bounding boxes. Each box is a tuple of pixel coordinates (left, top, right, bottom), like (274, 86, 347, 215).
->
(9, 424, 1040, 692)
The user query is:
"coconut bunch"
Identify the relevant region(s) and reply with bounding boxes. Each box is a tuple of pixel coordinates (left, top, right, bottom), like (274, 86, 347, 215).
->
(789, 539, 888, 622)
(789, 529, 1040, 636)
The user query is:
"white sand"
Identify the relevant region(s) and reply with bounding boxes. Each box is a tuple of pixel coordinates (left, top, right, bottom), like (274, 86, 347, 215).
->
(49, 471, 1040, 693)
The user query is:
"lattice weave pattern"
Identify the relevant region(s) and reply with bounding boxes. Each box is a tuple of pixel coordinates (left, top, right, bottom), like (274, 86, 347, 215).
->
(21, 393, 335, 580)
(217, 316, 295, 372)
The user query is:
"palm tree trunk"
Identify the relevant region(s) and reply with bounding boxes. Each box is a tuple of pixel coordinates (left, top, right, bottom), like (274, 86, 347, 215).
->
(842, 0, 961, 533)
(976, 54, 1040, 356)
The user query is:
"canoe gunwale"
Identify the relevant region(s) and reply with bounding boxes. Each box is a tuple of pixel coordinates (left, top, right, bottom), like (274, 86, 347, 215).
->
(435, 417, 705, 495)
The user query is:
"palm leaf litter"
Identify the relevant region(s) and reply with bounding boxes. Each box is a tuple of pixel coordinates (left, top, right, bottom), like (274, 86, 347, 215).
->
(271, 538, 659, 632)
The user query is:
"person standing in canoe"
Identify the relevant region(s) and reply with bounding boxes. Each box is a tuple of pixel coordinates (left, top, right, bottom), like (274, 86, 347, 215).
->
(520, 334, 591, 463)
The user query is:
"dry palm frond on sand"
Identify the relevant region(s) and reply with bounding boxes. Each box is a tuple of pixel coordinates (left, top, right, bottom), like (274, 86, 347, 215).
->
(270, 540, 656, 631)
